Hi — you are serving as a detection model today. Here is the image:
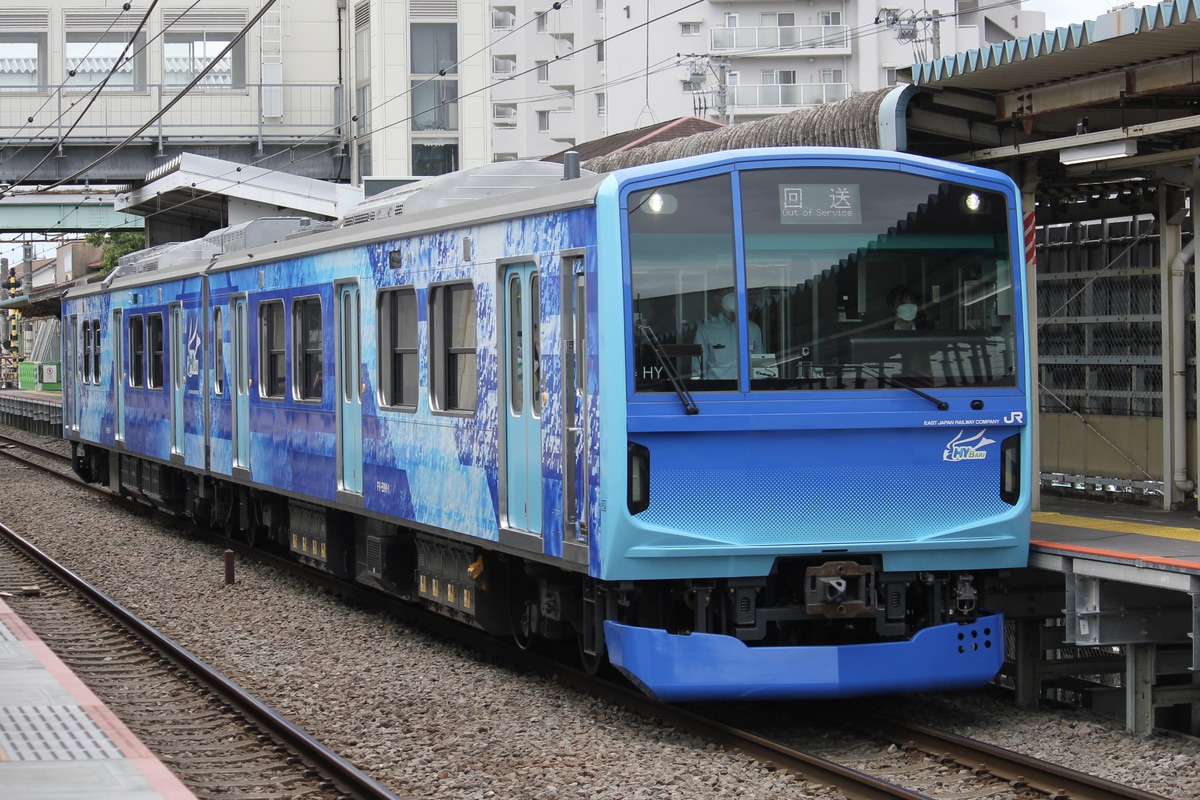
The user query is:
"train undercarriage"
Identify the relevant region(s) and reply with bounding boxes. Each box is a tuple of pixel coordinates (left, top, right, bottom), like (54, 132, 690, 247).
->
(73, 444, 989, 677)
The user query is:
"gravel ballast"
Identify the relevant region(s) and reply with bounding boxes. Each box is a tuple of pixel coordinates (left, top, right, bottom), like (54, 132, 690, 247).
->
(2, 438, 1196, 799)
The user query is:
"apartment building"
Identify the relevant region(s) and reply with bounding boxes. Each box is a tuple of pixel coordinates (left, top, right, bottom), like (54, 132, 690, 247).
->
(0, 0, 486, 189)
(493, 0, 1047, 159)
(0, 1, 1044, 189)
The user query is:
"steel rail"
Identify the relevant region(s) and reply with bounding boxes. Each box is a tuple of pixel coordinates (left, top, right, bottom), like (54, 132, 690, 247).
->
(0, 523, 404, 800)
(854, 711, 1171, 800)
(2, 432, 1170, 800)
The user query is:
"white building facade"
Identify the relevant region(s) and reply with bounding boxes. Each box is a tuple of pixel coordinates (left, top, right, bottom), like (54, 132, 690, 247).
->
(0, 1, 1044, 187)
(490, 0, 1047, 159)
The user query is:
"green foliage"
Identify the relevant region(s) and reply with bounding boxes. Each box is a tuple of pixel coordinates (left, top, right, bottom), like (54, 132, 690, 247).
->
(85, 230, 146, 275)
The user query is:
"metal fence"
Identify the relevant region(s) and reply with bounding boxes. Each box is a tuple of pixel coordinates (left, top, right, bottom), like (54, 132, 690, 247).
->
(1035, 211, 1188, 497)
(1037, 215, 1166, 418)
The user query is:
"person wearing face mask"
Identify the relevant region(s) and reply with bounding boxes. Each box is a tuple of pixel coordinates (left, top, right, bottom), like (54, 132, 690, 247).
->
(887, 285, 922, 331)
(693, 291, 763, 379)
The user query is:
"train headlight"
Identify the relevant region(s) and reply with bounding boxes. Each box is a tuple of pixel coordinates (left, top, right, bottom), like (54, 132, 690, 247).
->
(1000, 434, 1021, 505)
(628, 442, 650, 514)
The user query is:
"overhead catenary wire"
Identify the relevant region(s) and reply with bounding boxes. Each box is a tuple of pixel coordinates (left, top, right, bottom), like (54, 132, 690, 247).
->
(12, 0, 1027, 241)
(0, 0, 204, 179)
(4, 2, 162, 197)
(2, 0, 280, 201)
(0, 1, 136, 154)
(36, 0, 712, 241)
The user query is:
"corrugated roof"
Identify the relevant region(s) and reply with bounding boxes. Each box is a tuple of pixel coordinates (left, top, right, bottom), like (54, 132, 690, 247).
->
(581, 89, 893, 174)
(907, 1, 1200, 91)
(543, 117, 725, 163)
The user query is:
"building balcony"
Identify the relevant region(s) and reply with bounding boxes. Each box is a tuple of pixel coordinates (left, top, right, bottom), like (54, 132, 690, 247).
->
(728, 82, 851, 112)
(711, 25, 850, 55)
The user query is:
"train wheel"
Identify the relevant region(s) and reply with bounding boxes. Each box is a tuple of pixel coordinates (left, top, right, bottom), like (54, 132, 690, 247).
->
(512, 600, 536, 650)
(578, 634, 605, 677)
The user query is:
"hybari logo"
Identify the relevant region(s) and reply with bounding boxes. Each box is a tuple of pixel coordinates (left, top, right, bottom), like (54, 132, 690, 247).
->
(943, 429, 994, 462)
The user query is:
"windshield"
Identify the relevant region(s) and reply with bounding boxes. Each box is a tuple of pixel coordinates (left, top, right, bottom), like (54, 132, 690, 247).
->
(629, 166, 1018, 393)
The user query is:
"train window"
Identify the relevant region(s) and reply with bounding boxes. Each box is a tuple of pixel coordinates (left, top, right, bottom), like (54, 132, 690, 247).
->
(430, 282, 477, 413)
(92, 319, 101, 383)
(737, 167, 1017, 391)
(627, 173, 738, 393)
(294, 296, 323, 401)
(507, 274, 523, 414)
(129, 315, 145, 388)
(147, 313, 164, 390)
(259, 300, 286, 399)
(530, 273, 542, 417)
(213, 306, 225, 396)
(378, 287, 418, 410)
(82, 320, 92, 384)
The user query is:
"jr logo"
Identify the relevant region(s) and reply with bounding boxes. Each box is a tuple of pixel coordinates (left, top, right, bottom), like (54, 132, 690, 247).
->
(1003, 411, 1024, 424)
(943, 429, 995, 462)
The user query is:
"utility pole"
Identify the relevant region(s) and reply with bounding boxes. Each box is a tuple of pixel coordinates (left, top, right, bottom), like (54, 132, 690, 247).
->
(877, 7, 942, 61)
(679, 55, 730, 125)
(715, 57, 729, 125)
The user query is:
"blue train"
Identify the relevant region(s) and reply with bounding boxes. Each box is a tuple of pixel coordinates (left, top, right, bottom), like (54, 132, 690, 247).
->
(62, 148, 1031, 700)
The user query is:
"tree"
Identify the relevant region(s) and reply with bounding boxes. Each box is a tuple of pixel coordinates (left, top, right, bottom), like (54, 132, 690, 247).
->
(84, 230, 146, 275)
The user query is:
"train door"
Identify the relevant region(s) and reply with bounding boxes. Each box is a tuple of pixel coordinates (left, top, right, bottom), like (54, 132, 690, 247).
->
(336, 283, 363, 495)
(64, 315, 77, 437)
(561, 255, 588, 559)
(113, 309, 125, 442)
(502, 262, 542, 534)
(170, 303, 185, 455)
(231, 295, 250, 470)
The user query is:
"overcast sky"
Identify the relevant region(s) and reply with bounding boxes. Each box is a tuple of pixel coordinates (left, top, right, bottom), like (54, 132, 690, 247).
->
(1019, 1, 1147, 31)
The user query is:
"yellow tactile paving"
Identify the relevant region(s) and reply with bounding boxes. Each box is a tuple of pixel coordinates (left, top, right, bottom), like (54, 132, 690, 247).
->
(1033, 511, 1200, 543)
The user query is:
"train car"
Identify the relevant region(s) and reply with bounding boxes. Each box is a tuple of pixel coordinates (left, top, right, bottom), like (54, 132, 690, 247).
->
(63, 147, 1032, 700)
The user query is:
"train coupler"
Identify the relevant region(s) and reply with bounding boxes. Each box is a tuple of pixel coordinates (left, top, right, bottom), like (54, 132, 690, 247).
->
(804, 560, 875, 618)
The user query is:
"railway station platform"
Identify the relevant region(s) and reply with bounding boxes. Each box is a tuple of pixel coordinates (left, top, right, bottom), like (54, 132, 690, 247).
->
(997, 500, 1200, 735)
(0, 598, 196, 799)
(0, 389, 62, 437)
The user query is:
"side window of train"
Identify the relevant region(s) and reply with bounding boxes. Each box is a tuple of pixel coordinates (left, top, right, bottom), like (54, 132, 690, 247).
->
(147, 313, 164, 390)
(377, 287, 418, 411)
(530, 273, 542, 417)
(82, 320, 92, 384)
(213, 306, 225, 396)
(294, 296, 323, 401)
(429, 282, 477, 414)
(92, 319, 101, 383)
(129, 315, 145, 388)
(259, 300, 286, 399)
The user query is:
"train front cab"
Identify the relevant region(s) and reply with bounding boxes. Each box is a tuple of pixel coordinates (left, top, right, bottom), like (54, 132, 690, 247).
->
(595, 149, 1032, 700)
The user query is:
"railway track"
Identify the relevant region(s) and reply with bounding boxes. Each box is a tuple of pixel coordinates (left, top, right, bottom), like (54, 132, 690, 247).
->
(0, 427, 1179, 800)
(0, 523, 402, 800)
(0, 432, 76, 473)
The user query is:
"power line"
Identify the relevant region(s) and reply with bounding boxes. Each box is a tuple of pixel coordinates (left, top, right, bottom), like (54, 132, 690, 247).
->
(4, 2, 161, 194)
(0, 2, 135, 153)
(0, 0, 280, 200)
(48, 0, 710, 237)
(0, 1, 204, 168)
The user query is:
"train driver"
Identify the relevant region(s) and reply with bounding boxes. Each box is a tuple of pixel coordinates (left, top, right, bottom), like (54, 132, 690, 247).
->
(888, 285, 923, 331)
(693, 292, 763, 380)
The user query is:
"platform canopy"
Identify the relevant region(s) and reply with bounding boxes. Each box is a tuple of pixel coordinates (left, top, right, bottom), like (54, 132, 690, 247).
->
(115, 153, 362, 242)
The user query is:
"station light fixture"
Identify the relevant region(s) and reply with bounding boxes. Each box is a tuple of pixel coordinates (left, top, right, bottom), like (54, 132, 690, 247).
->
(1059, 139, 1137, 165)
